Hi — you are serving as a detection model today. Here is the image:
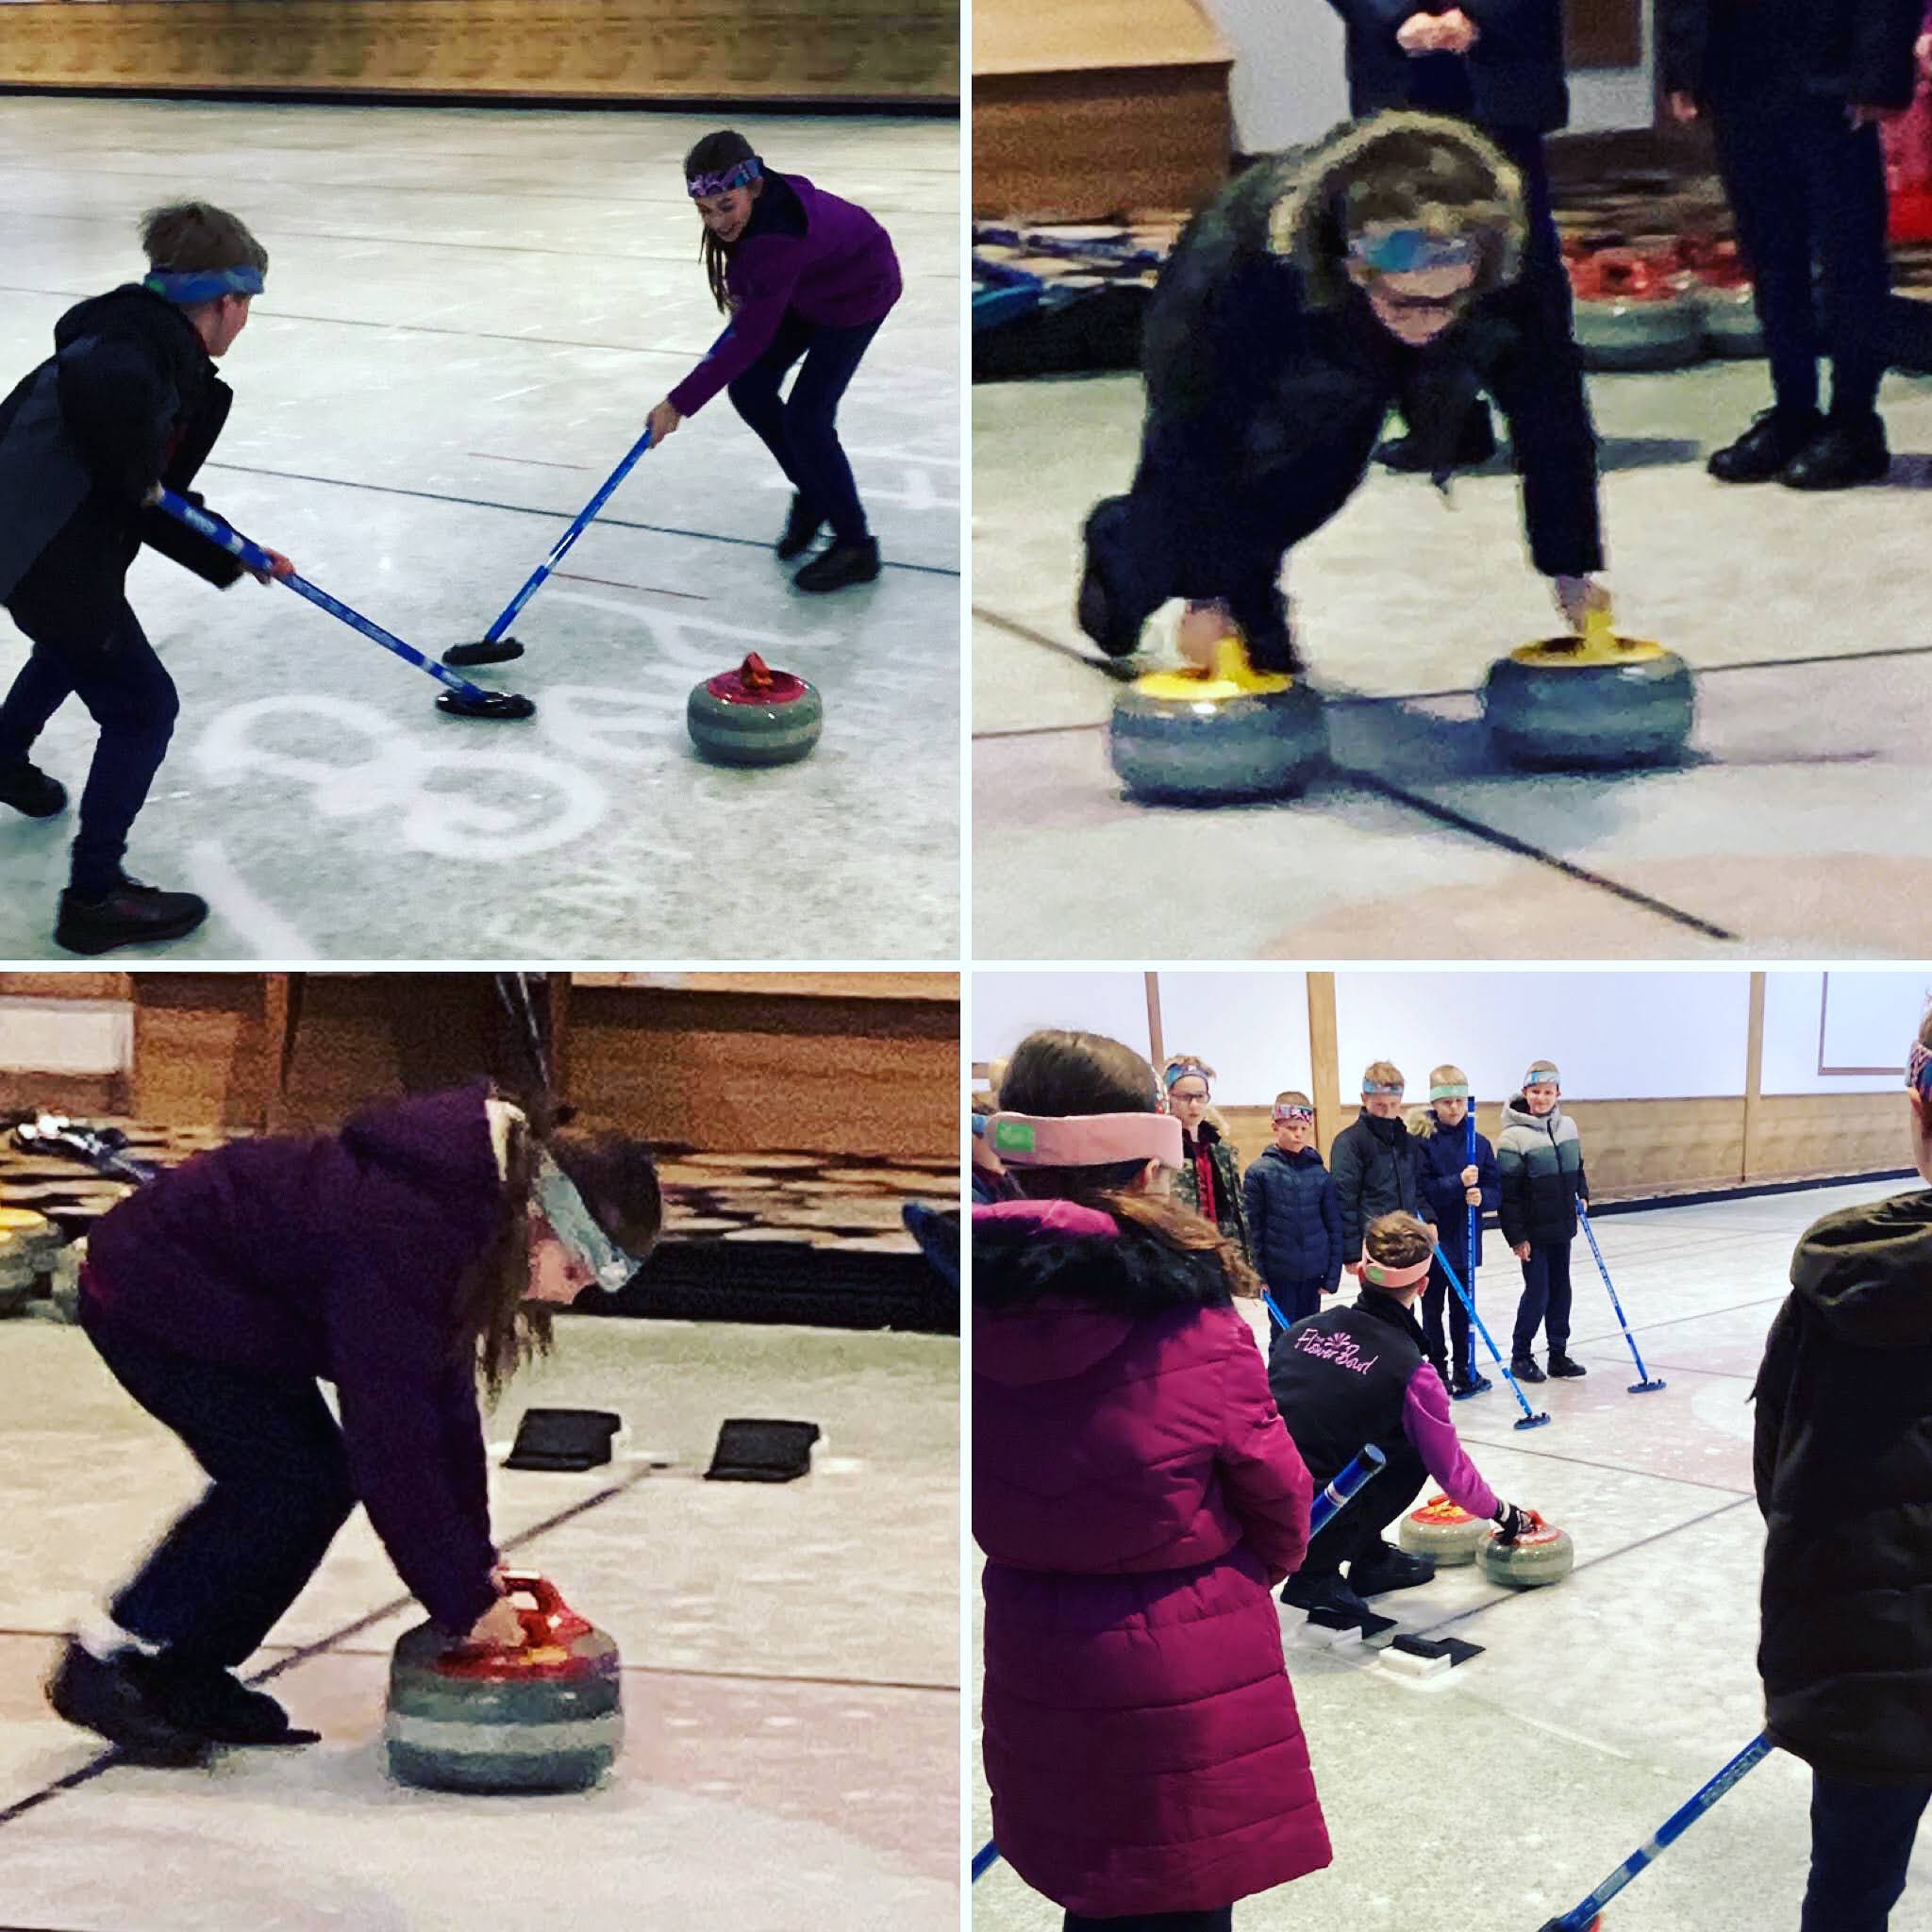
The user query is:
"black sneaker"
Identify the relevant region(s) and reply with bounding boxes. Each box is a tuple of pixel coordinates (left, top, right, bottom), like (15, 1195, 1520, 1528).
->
(1376, 404, 1499, 474)
(1547, 1353, 1589, 1378)
(1708, 407, 1824, 484)
(1449, 1373, 1478, 1400)
(792, 538, 881, 593)
(1349, 1542, 1437, 1597)
(55, 875, 208, 956)
(46, 1641, 211, 1766)
(1280, 1572, 1371, 1619)
(135, 1654, 318, 1746)
(1779, 414, 1890, 491)
(775, 492, 825, 561)
(1466, 1371, 1493, 1395)
(1511, 1356, 1547, 1384)
(0, 758, 67, 819)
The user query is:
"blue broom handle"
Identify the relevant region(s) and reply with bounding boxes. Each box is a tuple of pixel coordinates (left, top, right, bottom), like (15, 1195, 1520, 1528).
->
(1432, 1242, 1540, 1424)
(151, 488, 501, 706)
(1578, 1203, 1655, 1383)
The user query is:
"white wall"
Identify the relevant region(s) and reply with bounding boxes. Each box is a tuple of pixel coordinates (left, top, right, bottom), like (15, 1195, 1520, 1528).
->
(1158, 971, 1312, 1103)
(1760, 971, 1932, 1094)
(1333, 969, 1751, 1100)
(0, 999, 131, 1075)
(973, 971, 1153, 1070)
(1193, 0, 1655, 153)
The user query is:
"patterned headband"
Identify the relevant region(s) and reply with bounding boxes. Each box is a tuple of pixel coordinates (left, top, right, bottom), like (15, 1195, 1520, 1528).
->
(1348, 225, 1479, 275)
(1362, 1079, 1404, 1095)
(1274, 1103, 1314, 1124)
(143, 264, 264, 307)
(1430, 1083, 1470, 1100)
(1164, 1062, 1211, 1093)
(1524, 1063, 1561, 1088)
(688, 156, 761, 198)
(1908, 1040, 1932, 1098)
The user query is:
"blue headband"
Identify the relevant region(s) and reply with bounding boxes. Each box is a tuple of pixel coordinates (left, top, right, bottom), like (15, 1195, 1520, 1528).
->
(1909, 1041, 1932, 1099)
(534, 1149, 644, 1293)
(1164, 1063, 1210, 1093)
(688, 157, 761, 198)
(143, 265, 264, 307)
(1362, 1080, 1404, 1095)
(1347, 226, 1479, 275)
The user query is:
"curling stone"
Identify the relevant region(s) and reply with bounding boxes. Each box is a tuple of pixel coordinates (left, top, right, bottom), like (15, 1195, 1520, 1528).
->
(1108, 636, 1326, 804)
(687, 652, 823, 767)
(1484, 608, 1694, 770)
(1398, 1493, 1490, 1566)
(1688, 242, 1764, 358)
(1570, 252, 1705, 372)
(385, 1572, 621, 1793)
(1477, 1512, 1574, 1590)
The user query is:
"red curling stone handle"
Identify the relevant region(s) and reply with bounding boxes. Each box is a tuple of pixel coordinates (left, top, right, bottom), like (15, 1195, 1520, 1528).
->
(706, 651, 811, 706)
(495, 1570, 593, 1647)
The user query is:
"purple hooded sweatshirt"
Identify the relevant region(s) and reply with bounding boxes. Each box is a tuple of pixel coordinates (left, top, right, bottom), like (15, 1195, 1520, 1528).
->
(974, 1198, 1332, 1917)
(82, 1083, 505, 1635)
(666, 173, 901, 418)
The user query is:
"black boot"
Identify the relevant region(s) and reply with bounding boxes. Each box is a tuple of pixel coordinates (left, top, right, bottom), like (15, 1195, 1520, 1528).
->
(775, 492, 825, 561)
(0, 758, 67, 819)
(1707, 407, 1824, 483)
(1376, 404, 1498, 474)
(135, 1653, 319, 1746)
(1349, 1542, 1437, 1597)
(1280, 1571, 1371, 1618)
(56, 874, 209, 956)
(1779, 414, 1890, 491)
(45, 1641, 211, 1766)
(1547, 1352, 1589, 1378)
(1511, 1355, 1547, 1384)
(793, 537, 881, 593)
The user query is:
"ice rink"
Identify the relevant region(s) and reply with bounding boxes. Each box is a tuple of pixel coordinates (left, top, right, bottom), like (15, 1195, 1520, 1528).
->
(0, 96, 959, 960)
(973, 358, 1932, 958)
(970, 1177, 1931, 1932)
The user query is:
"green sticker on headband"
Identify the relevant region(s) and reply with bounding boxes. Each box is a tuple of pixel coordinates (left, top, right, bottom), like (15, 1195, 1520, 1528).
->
(991, 1119, 1036, 1156)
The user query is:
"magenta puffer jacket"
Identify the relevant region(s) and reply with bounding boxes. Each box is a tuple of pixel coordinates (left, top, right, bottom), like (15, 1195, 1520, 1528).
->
(974, 1197, 1332, 1917)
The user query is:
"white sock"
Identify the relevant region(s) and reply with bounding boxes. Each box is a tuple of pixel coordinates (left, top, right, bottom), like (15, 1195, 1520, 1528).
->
(75, 1614, 162, 1663)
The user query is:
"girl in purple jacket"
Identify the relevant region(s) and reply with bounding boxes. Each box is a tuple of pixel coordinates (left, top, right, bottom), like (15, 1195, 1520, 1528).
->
(646, 130, 903, 595)
(46, 1083, 661, 1765)
(975, 1028, 1331, 1930)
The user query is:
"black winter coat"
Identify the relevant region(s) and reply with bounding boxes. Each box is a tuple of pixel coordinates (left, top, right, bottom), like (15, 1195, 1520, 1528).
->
(1119, 118, 1602, 614)
(1658, 0, 1923, 108)
(1243, 1144, 1344, 1295)
(1324, 0, 1571, 134)
(1755, 1189, 1932, 1783)
(1328, 1110, 1436, 1263)
(1412, 1120, 1501, 1279)
(0, 286, 242, 617)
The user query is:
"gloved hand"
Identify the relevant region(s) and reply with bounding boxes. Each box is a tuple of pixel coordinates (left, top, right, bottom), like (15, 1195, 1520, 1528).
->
(1493, 1502, 1538, 1543)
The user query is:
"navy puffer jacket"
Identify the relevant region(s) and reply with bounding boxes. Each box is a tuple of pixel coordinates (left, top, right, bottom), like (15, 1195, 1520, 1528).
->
(1411, 1116, 1500, 1279)
(1242, 1145, 1342, 1296)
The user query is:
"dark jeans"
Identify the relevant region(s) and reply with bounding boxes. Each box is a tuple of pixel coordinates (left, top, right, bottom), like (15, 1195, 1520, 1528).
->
(81, 1301, 357, 1670)
(0, 586, 179, 897)
(726, 308, 885, 545)
(1709, 95, 1890, 422)
(1511, 1238, 1574, 1357)
(1801, 1770, 1931, 1932)
(1066, 1912, 1234, 1931)
(1265, 1277, 1326, 1334)
(1422, 1258, 1475, 1382)
(1297, 1439, 1424, 1584)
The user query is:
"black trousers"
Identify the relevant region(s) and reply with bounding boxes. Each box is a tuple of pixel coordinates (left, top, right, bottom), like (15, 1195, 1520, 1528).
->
(1066, 1912, 1235, 1931)
(81, 1301, 357, 1670)
(0, 580, 179, 898)
(726, 309, 885, 545)
(1511, 1238, 1574, 1357)
(1296, 1439, 1425, 1583)
(1422, 1258, 1476, 1383)
(1802, 1770, 1931, 1932)
(1708, 93, 1890, 422)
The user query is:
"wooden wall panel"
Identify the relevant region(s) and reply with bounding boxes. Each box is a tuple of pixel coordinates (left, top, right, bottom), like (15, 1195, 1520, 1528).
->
(0, 0, 958, 104)
(0, 974, 133, 1001)
(129, 973, 278, 1128)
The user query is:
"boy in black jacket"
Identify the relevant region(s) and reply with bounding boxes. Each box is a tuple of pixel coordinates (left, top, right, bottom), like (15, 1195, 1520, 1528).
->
(1410, 1064, 1501, 1396)
(1077, 110, 1607, 680)
(1243, 1091, 1344, 1350)
(1661, 0, 1923, 490)
(1754, 1027, 1932, 1929)
(1329, 1059, 1437, 1268)
(0, 202, 291, 955)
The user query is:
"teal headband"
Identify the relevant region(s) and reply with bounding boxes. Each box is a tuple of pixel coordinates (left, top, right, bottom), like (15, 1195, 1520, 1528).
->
(1362, 1080, 1404, 1095)
(534, 1149, 643, 1293)
(143, 265, 264, 307)
(1430, 1083, 1470, 1100)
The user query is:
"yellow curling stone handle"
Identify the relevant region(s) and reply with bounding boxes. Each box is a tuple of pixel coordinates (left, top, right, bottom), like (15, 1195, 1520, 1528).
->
(1134, 635, 1297, 702)
(1510, 603, 1668, 667)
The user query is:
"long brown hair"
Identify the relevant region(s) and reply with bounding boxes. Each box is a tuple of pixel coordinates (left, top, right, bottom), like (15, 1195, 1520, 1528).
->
(454, 1101, 665, 1401)
(685, 129, 758, 315)
(1001, 1029, 1258, 1296)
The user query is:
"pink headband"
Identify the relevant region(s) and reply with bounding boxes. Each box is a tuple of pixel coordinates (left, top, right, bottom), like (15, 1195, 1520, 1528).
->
(984, 1110, 1184, 1170)
(1274, 1104, 1314, 1124)
(1362, 1256, 1433, 1290)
